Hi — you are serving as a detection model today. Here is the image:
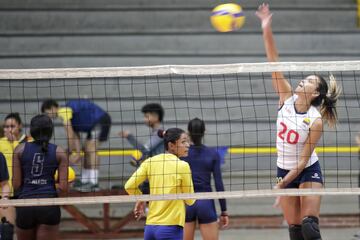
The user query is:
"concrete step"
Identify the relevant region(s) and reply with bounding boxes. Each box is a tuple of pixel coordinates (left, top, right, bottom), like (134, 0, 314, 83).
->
(0, 33, 358, 57)
(0, 9, 356, 34)
(0, 97, 357, 147)
(1, 55, 360, 69)
(59, 193, 359, 219)
(0, 0, 355, 10)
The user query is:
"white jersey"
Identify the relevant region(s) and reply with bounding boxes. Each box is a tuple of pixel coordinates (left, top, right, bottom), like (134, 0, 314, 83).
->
(276, 95, 322, 170)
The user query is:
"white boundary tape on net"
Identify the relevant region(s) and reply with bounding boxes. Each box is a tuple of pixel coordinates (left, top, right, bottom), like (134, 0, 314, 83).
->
(0, 61, 359, 79)
(1, 188, 360, 207)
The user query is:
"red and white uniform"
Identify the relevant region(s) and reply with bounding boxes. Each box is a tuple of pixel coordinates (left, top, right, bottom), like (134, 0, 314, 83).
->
(276, 95, 321, 170)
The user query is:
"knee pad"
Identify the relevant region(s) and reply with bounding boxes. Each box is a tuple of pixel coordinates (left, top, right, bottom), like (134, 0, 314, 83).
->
(301, 216, 322, 240)
(289, 224, 304, 240)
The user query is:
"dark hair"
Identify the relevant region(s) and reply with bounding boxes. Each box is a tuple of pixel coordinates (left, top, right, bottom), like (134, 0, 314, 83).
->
(188, 118, 205, 146)
(4, 112, 22, 125)
(30, 114, 54, 152)
(311, 74, 341, 128)
(158, 128, 185, 151)
(41, 99, 59, 113)
(142, 103, 164, 122)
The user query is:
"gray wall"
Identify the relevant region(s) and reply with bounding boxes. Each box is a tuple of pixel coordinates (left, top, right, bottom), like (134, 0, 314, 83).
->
(0, 0, 359, 185)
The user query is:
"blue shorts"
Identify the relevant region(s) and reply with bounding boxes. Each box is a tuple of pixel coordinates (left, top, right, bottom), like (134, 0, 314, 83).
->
(144, 225, 183, 240)
(277, 161, 323, 188)
(185, 199, 217, 224)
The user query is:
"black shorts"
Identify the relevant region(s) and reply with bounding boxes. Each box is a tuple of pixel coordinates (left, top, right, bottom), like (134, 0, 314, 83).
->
(86, 113, 112, 142)
(277, 161, 323, 188)
(16, 205, 61, 229)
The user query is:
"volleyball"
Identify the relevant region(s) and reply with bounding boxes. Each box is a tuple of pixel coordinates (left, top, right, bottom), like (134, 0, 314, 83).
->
(54, 166, 76, 183)
(210, 3, 245, 32)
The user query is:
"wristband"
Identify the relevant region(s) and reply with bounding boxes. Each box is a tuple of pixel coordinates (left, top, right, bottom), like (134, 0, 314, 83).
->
(220, 212, 228, 217)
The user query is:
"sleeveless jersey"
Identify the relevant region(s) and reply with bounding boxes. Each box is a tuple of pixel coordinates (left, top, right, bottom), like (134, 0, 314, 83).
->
(18, 142, 58, 198)
(66, 99, 106, 132)
(276, 95, 321, 170)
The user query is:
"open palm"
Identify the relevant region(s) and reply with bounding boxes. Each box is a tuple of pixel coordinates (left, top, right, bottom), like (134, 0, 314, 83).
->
(255, 3, 273, 28)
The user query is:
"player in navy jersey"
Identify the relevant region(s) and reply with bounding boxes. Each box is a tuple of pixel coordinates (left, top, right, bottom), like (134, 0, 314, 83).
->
(42, 99, 112, 192)
(257, 4, 341, 240)
(183, 118, 229, 240)
(12, 114, 68, 240)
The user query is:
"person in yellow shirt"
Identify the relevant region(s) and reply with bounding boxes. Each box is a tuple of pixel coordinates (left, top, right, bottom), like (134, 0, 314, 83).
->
(0, 113, 31, 225)
(125, 128, 195, 240)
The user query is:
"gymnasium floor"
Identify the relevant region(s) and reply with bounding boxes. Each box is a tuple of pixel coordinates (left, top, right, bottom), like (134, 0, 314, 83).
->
(131, 228, 360, 240)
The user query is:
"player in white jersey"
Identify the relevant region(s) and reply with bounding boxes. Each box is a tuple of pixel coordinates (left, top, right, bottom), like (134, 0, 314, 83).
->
(257, 4, 341, 240)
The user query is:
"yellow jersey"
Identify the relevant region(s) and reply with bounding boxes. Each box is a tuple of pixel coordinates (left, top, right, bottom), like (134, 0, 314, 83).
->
(0, 134, 31, 195)
(57, 107, 73, 124)
(125, 153, 195, 227)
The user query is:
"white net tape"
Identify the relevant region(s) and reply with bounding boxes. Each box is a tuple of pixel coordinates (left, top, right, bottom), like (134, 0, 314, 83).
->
(0, 60, 359, 79)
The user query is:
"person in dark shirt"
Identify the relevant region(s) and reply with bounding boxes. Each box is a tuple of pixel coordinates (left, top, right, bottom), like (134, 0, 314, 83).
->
(42, 99, 112, 192)
(119, 103, 165, 166)
(183, 118, 229, 240)
(12, 114, 68, 240)
(119, 103, 165, 194)
(0, 152, 10, 200)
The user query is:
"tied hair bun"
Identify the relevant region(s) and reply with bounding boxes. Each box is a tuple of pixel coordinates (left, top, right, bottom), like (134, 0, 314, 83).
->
(157, 129, 166, 138)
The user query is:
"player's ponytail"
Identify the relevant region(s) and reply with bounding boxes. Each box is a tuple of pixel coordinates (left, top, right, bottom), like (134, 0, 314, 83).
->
(312, 74, 341, 128)
(188, 118, 205, 146)
(158, 128, 185, 150)
(30, 114, 54, 153)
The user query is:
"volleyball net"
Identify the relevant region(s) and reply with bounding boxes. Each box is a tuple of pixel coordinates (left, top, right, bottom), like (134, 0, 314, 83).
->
(0, 60, 359, 207)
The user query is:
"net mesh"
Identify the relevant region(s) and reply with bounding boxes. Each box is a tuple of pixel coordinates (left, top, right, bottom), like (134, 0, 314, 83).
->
(0, 60, 359, 207)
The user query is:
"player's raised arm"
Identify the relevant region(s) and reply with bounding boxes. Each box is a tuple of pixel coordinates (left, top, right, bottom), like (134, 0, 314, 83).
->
(256, 3, 292, 103)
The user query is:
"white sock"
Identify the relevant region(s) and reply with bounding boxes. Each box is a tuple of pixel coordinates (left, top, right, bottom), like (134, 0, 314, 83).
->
(81, 169, 90, 183)
(88, 169, 98, 185)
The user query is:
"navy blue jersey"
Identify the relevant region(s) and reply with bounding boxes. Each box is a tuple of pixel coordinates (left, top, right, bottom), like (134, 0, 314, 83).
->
(66, 99, 106, 132)
(182, 144, 227, 212)
(18, 142, 58, 198)
(0, 152, 9, 182)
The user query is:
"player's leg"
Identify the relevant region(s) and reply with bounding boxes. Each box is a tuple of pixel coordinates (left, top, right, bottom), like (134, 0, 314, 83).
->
(277, 167, 304, 239)
(300, 182, 322, 240)
(84, 114, 111, 189)
(199, 222, 219, 240)
(74, 133, 99, 192)
(299, 162, 323, 240)
(196, 199, 219, 240)
(15, 207, 36, 240)
(184, 222, 196, 240)
(16, 228, 36, 240)
(35, 205, 61, 240)
(280, 196, 303, 240)
(184, 201, 197, 240)
(84, 138, 99, 185)
(36, 224, 60, 240)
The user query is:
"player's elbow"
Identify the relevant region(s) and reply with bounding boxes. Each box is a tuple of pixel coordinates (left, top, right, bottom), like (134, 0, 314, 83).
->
(124, 181, 133, 195)
(124, 181, 139, 195)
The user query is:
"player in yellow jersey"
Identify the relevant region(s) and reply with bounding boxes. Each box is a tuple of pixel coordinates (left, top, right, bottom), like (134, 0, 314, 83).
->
(125, 128, 195, 240)
(0, 113, 31, 227)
